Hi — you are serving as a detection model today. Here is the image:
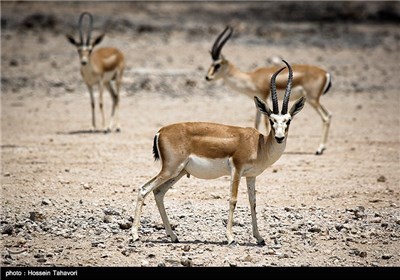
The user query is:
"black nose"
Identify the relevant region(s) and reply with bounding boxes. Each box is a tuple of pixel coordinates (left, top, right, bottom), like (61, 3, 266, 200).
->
(205, 76, 210, 81)
(275, 136, 285, 143)
(81, 61, 87, 65)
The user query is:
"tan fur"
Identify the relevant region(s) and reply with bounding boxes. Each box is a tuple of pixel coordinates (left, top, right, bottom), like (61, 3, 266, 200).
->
(206, 59, 332, 155)
(131, 96, 306, 245)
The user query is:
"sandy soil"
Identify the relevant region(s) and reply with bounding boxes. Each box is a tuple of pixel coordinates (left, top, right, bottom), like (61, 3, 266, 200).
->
(1, 1, 400, 268)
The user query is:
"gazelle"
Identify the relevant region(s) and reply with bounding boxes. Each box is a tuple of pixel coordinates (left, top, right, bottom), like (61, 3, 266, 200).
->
(66, 12, 125, 132)
(132, 60, 306, 246)
(206, 26, 332, 155)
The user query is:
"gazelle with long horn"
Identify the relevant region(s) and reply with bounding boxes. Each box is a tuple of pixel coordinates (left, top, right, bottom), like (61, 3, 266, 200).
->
(206, 26, 332, 155)
(66, 12, 125, 132)
(132, 60, 306, 246)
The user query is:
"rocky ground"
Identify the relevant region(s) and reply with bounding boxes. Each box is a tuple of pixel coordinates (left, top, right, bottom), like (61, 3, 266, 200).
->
(1, 1, 400, 268)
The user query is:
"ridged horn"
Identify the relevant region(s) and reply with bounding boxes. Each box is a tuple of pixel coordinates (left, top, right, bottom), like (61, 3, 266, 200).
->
(78, 12, 93, 46)
(270, 66, 286, 114)
(281, 59, 293, 114)
(211, 26, 233, 60)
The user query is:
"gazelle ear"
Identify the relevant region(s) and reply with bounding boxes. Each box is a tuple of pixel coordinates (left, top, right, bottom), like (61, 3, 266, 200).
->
(92, 33, 105, 47)
(66, 34, 78, 46)
(289, 97, 306, 118)
(254, 96, 272, 116)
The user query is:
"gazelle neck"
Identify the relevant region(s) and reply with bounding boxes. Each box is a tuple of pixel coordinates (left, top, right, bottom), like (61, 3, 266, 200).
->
(223, 61, 258, 97)
(262, 131, 287, 167)
(80, 58, 99, 85)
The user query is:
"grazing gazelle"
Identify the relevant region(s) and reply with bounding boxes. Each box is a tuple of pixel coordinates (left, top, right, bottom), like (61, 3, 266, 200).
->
(206, 26, 332, 155)
(66, 12, 125, 132)
(132, 60, 306, 246)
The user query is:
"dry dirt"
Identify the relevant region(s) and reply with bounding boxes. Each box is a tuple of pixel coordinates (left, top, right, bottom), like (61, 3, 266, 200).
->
(1, 1, 400, 268)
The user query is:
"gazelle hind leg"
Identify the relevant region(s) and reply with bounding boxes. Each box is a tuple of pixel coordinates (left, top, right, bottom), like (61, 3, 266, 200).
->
(105, 82, 120, 132)
(312, 102, 332, 155)
(254, 109, 261, 130)
(131, 172, 177, 242)
(153, 169, 188, 242)
(226, 168, 241, 245)
(98, 82, 108, 133)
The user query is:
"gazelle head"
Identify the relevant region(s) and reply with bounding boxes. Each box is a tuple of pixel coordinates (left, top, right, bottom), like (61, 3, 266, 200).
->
(254, 60, 306, 143)
(205, 26, 233, 81)
(66, 12, 105, 66)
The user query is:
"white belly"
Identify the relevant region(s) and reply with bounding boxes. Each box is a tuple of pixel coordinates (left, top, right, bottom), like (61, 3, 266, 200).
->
(185, 155, 230, 179)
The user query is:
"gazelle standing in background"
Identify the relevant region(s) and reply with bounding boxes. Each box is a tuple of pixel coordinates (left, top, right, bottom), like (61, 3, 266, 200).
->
(66, 12, 125, 133)
(131, 60, 306, 246)
(205, 26, 332, 155)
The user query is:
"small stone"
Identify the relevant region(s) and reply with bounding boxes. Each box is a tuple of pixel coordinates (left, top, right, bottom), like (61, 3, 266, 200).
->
(382, 254, 392, 260)
(103, 215, 113, 223)
(243, 254, 252, 262)
(377, 175, 386, 182)
(1, 224, 14, 235)
(29, 211, 45, 222)
(41, 198, 51, 205)
(118, 221, 132, 230)
(359, 251, 367, 258)
(180, 257, 193, 267)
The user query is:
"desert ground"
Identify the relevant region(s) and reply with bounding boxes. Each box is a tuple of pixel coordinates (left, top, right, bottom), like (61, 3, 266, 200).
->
(1, 1, 400, 268)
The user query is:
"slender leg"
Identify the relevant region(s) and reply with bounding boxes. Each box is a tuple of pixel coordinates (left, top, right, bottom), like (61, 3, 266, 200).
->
(131, 175, 169, 242)
(98, 81, 108, 133)
(114, 71, 123, 132)
(226, 168, 241, 245)
(310, 101, 332, 155)
(309, 100, 332, 155)
(131, 167, 184, 242)
(246, 176, 265, 245)
(153, 170, 187, 242)
(87, 85, 96, 131)
(254, 109, 261, 130)
(105, 82, 119, 132)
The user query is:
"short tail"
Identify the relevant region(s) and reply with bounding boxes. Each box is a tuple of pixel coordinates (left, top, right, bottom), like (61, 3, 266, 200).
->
(322, 72, 332, 95)
(152, 133, 160, 161)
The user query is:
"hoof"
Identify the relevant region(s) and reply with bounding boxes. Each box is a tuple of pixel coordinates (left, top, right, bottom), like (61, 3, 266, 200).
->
(128, 237, 139, 244)
(228, 240, 238, 247)
(257, 239, 266, 246)
(315, 146, 326, 155)
(172, 238, 180, 243)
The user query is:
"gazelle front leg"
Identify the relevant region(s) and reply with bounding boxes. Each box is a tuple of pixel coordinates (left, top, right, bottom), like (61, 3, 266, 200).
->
(87, 85, 96, 131)
(246, 176, 265, 245)
(226, 167, 241, 245)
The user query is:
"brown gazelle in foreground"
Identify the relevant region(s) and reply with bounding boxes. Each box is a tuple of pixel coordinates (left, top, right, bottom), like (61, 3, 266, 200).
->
(206, 26, 331, 155)
(132, 60, 306, 246)
(66, 12, 125, 132)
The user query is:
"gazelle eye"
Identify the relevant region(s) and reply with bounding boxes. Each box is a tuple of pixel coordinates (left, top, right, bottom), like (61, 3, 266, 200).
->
(286, 119, 291, 125)
(214, 64, 221, 71)
(269, 120, 274, 126)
